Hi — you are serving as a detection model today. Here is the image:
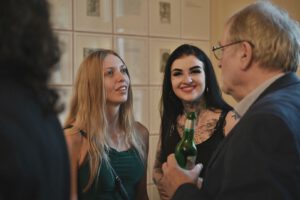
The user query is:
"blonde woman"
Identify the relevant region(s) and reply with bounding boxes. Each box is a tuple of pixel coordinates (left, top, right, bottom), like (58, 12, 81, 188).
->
(64, 49, 149, 200)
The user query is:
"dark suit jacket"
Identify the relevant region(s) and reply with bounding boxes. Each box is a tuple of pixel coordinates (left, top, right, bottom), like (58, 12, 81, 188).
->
(0, 78, 70, 200)
(172, 73, 300, 200)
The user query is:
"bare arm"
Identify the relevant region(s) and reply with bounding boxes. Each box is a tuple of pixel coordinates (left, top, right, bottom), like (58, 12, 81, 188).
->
(224, 111, 239, 136)
(135, 122, 149, 200)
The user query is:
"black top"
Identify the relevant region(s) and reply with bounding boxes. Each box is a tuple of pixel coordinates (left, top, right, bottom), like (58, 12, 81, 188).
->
(162, 110, 228, 177)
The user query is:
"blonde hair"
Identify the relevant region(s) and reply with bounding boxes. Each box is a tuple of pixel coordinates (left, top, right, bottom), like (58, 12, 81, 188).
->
(64, 49, 146, 191)
(227, 1, 300, 72)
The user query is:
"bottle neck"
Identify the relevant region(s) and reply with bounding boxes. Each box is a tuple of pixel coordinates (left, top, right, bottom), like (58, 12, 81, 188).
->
(183, 118, 195, 140)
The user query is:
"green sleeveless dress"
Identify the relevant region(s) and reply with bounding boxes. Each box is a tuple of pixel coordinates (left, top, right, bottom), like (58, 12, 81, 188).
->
(78, 148, 144, 200)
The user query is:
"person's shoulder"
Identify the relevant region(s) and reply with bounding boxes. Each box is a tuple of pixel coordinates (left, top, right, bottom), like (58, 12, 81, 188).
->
(64, 125, 85, 147)
(223, 110, 239, 136)
(134, 121, 149, 139)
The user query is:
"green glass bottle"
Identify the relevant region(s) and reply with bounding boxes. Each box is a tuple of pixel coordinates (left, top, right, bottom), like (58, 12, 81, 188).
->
(175, 112, 197, 169)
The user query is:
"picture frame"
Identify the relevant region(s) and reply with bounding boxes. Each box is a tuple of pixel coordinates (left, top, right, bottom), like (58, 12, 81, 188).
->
(149, 38, 181, 85)
(181, 0, 210, 40)
(149, 0, 180, 37)
(114, 36, 149, 85)
(132, 86, 149, 129)
(49, 31, 73, 85)
(74, 32, 112, 75)
(74, 0, 112, 32)
(113, 0, 148, 35)
(49, 0, 72, 30)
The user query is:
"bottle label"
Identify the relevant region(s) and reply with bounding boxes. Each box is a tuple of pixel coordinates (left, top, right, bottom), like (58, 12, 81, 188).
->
(186, 156, 196, 170)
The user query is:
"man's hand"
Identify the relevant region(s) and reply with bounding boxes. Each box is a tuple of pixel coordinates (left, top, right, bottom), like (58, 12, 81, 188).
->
(160, 154, 203, 199)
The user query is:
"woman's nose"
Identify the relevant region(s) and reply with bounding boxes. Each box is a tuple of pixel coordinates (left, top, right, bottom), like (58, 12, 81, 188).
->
(183, 74, 192, 83)
(116, 70, 126, 82)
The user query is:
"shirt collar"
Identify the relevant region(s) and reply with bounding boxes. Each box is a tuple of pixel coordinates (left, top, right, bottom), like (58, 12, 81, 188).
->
(234, 73, 284, 117)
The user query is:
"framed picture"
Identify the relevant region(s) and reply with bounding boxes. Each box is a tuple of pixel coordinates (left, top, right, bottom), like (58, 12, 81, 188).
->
(149, 86, 162, 134)
(132, 86, 149, 129)
(74, 0, 112, 32)
(49, 31, 73, 85)
(74, 32, 112, 75)
(149, 0, 180, 37)
(54, 86, 73, 125)
(113, 0, 148, 35)
(181, 0, 210, 40)
(114, 36, 149, 85)
(49, 0, 72, 29)
(149, 38, 181, 85)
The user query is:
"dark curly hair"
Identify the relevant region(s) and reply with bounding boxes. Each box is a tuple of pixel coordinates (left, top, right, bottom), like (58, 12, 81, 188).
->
(0, 0, 60, 114)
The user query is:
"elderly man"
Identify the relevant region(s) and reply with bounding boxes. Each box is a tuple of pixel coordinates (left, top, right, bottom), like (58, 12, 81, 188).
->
(160, 1, 300, 200)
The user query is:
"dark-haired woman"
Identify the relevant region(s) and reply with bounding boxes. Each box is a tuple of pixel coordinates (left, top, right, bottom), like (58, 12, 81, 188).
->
(153, 44, 238, 200)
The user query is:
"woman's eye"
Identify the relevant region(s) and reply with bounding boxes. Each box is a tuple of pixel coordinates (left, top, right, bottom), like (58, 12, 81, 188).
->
(172, 71, 182, 76)
(105, 70, 113, 76)
(121, 68, 128, 74)
(191, 69, 202, 74)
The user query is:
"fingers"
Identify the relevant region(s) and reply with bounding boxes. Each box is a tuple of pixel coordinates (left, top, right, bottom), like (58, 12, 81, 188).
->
(162, 162, 168, 174)
(191, 163, 203, 176)
(196, 177, 203, 189)
(166, 153, 176, 165)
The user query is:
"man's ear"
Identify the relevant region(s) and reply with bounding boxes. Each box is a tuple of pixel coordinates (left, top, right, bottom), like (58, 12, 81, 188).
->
(240, 41, 253, 71)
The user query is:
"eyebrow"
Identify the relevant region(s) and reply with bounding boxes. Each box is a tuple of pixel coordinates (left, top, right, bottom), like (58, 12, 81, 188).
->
(104, 64, 126, 69)
(171, 65, 202, 72)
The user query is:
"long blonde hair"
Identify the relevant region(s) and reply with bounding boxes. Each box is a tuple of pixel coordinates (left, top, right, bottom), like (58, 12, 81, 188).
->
(64, 49, 146, 191)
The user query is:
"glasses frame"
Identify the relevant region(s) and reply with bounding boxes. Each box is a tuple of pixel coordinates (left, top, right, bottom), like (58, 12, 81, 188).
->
(212, 40, 253, 60)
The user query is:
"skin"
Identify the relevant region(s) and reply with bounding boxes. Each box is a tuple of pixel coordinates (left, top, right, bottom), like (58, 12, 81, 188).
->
(65, 54, 149, 200)
(170, 55, 206, 108)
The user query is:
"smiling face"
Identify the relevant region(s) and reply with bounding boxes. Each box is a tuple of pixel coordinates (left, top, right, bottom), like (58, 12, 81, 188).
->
(103, 54, 130, 106)
(170, 55, 206, 104)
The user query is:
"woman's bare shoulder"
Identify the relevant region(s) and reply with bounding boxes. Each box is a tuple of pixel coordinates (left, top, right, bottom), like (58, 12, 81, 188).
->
(224, 110, 239, 136)
(134, 121, 149, 137)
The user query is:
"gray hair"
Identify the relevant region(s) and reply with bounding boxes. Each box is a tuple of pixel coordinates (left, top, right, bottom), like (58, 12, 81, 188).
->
(227, 1, 300, 72)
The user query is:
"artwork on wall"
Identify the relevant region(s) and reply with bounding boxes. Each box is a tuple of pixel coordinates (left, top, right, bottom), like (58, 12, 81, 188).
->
(74, 0, 112, 32)
(149, 0, 180, 37)
(159, 1, 171, 24)
(49, 31, 73, 85)
(49, 0, 72, 29)
(159, 48, 170, 73)
(114, 36, 149, 85)
(149, 38, 181, 85)
(181, 0, 210, 40)
(74, 33, 112, 75)
(114, 0, 148, 35)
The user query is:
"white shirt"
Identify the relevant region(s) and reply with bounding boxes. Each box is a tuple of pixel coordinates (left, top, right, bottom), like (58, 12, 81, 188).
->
(234, 73, 284, 117)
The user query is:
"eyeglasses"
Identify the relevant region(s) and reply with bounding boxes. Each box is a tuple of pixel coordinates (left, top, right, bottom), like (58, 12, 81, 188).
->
(212, 40, 253, 60)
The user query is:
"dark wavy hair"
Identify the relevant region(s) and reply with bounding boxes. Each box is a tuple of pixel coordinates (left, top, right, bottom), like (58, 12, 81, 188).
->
(0, 0, 60, 114)
(160, 44, 232, 163)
